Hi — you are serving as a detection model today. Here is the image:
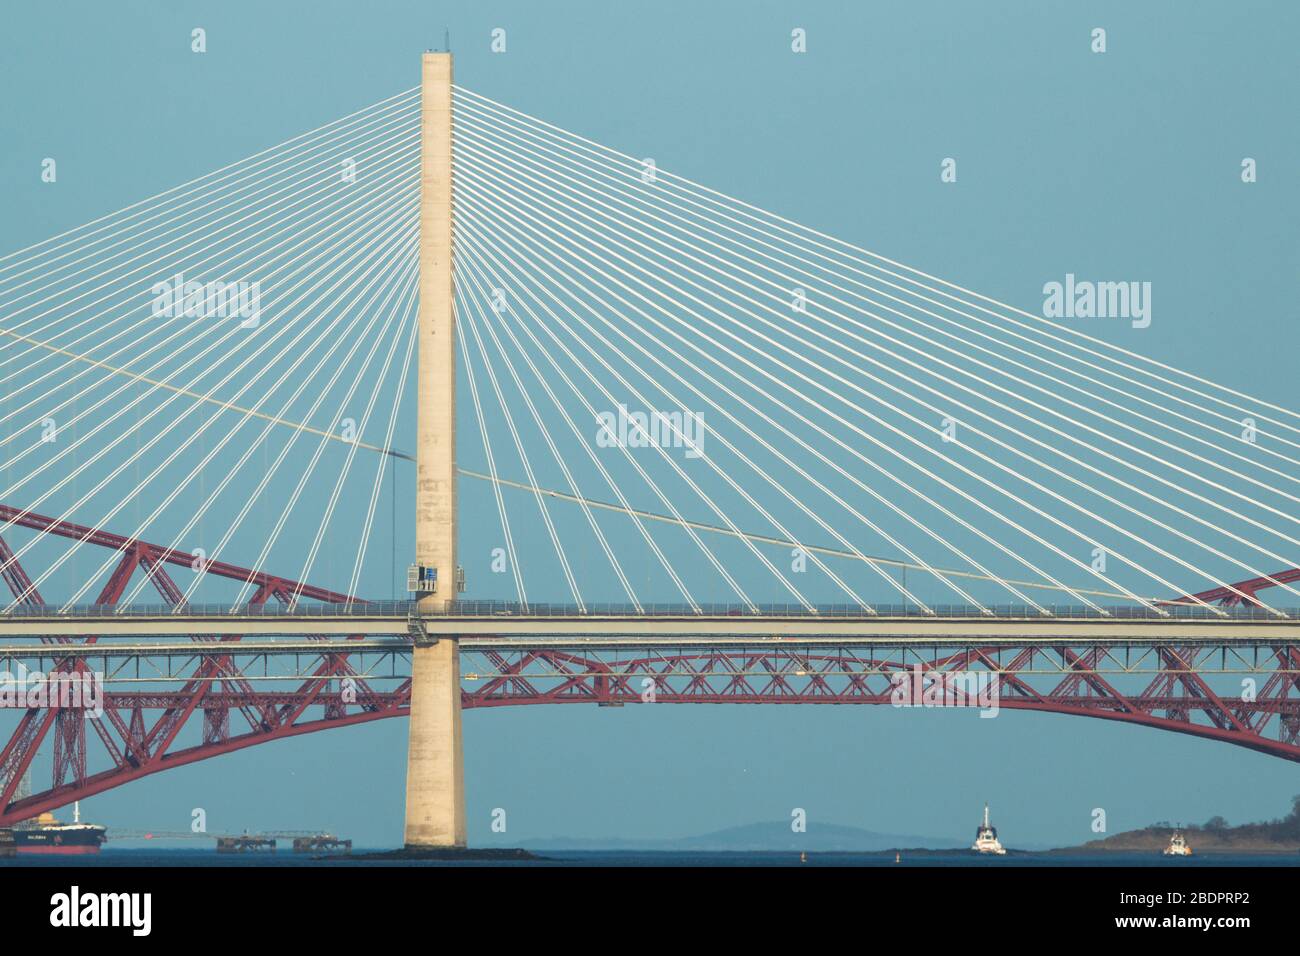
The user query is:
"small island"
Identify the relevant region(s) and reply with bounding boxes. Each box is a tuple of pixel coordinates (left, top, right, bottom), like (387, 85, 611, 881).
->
(1058, 795, 1300, 854)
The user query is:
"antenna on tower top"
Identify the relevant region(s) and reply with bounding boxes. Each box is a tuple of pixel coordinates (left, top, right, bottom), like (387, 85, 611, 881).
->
(444, 28, 450, 52)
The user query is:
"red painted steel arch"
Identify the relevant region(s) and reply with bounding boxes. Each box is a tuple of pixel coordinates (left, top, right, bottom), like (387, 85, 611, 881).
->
(5, 644, 1300, 825)
(2, 506, 1299, 825)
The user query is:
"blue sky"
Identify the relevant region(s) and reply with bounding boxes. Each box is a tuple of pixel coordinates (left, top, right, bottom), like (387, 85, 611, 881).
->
(1, 0, 1297, 847)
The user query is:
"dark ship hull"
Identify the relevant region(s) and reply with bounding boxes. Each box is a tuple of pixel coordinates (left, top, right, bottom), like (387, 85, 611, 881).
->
(14, 824, 107, 855)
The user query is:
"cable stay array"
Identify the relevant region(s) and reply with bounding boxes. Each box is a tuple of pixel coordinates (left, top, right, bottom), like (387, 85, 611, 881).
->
(1, 84, 1298, 618)
(446, 85, 1300, 619)
(0, 90, 421, 612)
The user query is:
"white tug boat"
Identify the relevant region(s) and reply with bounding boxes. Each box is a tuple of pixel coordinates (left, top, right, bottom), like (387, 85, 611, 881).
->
(1163, 830, 1193, 857)
(971, 803, 1007, 855)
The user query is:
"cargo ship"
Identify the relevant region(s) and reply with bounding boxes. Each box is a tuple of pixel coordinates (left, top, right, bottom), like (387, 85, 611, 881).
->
(13, 802, 107, 855)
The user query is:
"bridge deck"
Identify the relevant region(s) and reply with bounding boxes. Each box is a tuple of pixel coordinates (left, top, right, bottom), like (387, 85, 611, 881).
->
(0, 602, 1296, 642)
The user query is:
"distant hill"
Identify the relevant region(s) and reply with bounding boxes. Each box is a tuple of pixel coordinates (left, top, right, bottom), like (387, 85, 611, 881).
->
(489, 820, 964, 852)
(1062, 795, 1300, 854)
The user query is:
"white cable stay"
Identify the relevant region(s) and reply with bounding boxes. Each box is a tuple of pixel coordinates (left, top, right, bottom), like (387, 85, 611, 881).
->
(0, 87, 417, 275)
(347, 303, 420, 603)
(199, 253, 419, 609)
(117, 252, 418, 610)
(454, 290, 529, 609)
(451, 143, 1300, 608)
(0, 128, 418, 422)
(460, 221, 1028, 614)
(457, 259, 641, 610)
(458, 211, 1022, 613)
(3, 196, 419, 606)
(35, 215, 419, 611)
(452, 86, 1300, 437)
(0, 329, 412, 463)
(0, 319, 1234, 609)
(457, 283, 586, 610)
(460, 231, 899, 613)
(451, 117, 1300, 490)
(0, 153, 419, 495)
(455, 470, 1230, 608)
(455, 209, 827, 615)
(173, 266, 416, 609)
(462, 256, 822, 615)
(0, 141, 419, 445)
(453, 166, 1169, 616)
(460, 249, 876, 613)
(0, 180, 417, 529)
(0, 97, 417, 303)
(454, 238, 699, 611)
(455, 167, 1230, 617)
(453, 222, 759, 612)
(6, 87, 1289, 616)
(290, 258, 423, 608)
(465, 256, 793, 613)
(458, 207, 1068, 614)
(204, 273, 419, 609)
(0, 123, 419, 364)
(0, 177, 419, 554)
(222, 228, 419, 609)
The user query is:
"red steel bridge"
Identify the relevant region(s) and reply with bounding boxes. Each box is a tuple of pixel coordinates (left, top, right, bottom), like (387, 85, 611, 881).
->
(1, 505, 1298, 826)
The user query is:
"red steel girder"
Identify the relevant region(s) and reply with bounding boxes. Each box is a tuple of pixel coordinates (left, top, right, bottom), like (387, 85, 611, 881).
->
(5, 642, 1300, 824)
(0, 533, 42, 608)
(1165, 567, 1300, 608)
(457, 646, 1300, 766)
(1, 692, 410, 824)
(0, 502, 371, 822)
(0, 504, 358, 605)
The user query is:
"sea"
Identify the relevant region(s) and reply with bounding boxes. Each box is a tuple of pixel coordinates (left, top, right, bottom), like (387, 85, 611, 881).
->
(3, 849, 1299, 867)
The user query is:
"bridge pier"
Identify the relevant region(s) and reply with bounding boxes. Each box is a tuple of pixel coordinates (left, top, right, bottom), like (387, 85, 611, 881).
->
(403, 640, 466, 846)
(403, 50, 467, 849)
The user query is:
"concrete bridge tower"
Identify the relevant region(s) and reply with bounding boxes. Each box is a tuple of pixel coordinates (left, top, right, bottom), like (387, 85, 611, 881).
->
(403, 50, 467, 849)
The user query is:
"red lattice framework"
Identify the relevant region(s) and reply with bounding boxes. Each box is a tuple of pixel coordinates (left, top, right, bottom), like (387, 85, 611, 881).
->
(1, 504, 1299, 825)
(460, 643, 1300, 761)
(0, 505, 405, 825)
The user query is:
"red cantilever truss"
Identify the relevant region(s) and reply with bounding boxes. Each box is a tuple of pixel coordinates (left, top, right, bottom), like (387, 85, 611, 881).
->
(0, 505, 355, 606)
(1165, 567, 1300, 608)
(458, 645, 1300, 762)
(0, 505, 394, 825)
(1, 502, 1300, 825)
